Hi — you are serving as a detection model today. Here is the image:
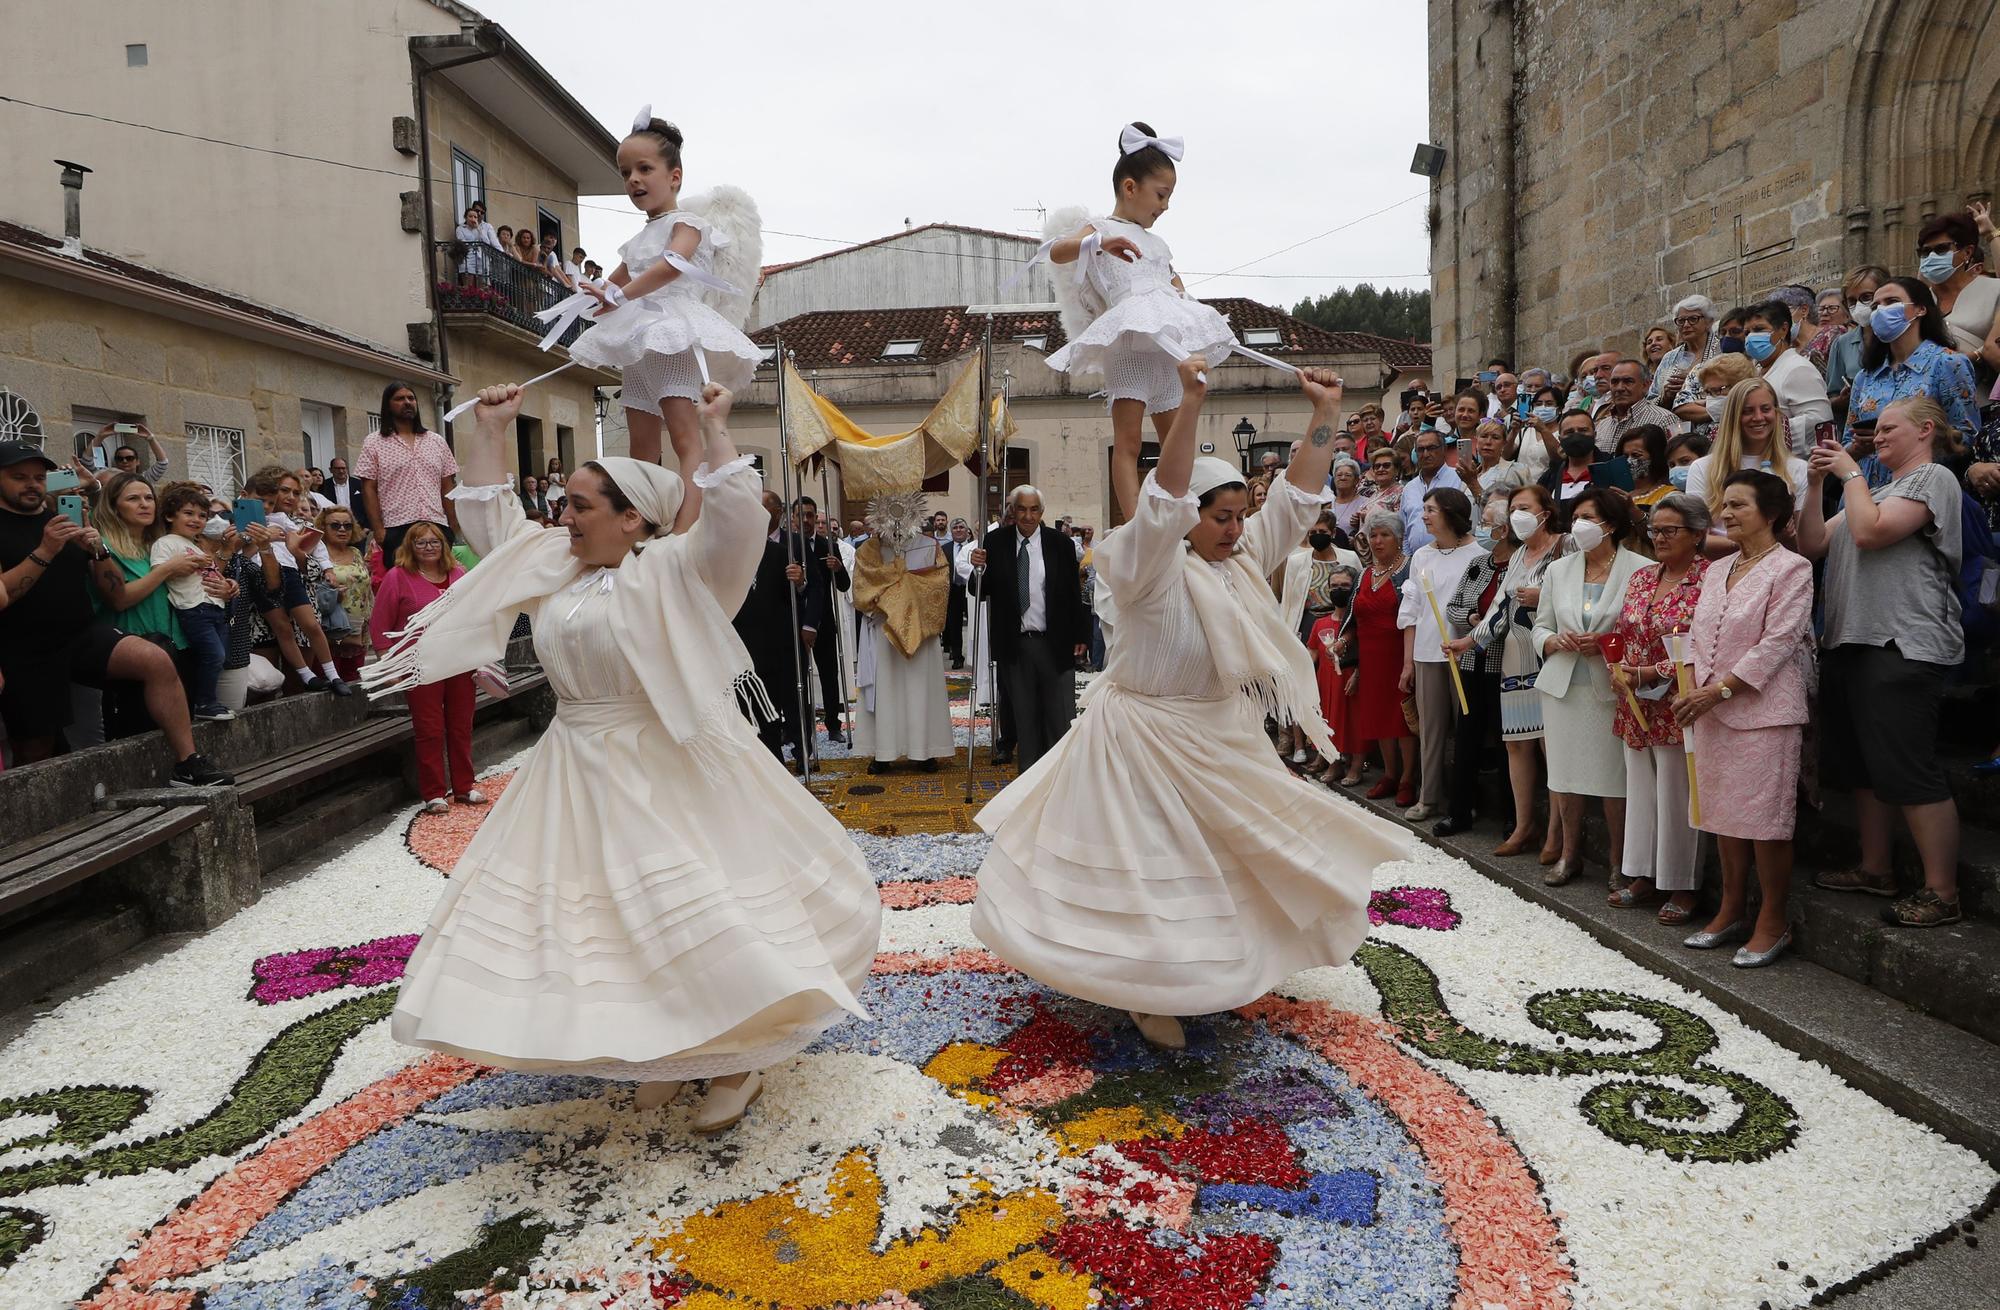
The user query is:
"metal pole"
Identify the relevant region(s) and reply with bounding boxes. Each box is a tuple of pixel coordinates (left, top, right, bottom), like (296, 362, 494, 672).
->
(965, 327, 993, 801)
(775, 342, 815, 780)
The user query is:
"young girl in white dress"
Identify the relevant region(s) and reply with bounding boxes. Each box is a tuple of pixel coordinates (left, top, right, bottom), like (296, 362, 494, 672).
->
(367, 382, 880, 1134)
(1040, 123, 1240, 520)
(971, 359, 1413, 1050)
(571, 112, 763, 530)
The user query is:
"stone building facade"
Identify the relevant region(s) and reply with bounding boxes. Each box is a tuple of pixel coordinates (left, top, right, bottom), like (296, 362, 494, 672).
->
(1428, 0, 2000, 383)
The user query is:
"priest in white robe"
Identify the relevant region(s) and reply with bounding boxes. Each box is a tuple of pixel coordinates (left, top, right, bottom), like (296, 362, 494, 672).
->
(853, 495, 955, 773)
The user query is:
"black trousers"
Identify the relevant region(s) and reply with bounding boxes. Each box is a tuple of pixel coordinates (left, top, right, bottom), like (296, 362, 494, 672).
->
(812, 631, 845, 734)
(944, 584, 966, 662)
(1446, 666, 1507, 825)
(998, 633, 1076, 771)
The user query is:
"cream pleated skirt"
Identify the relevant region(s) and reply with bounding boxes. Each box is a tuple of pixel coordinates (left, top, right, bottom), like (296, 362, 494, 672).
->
(391, 693, 880, 1081)
(971, 683, 1412, 1016)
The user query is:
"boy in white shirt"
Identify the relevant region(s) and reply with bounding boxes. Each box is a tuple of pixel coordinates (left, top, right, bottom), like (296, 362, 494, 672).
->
(244, 464, 352, 695)
(152, 483, 236, 721)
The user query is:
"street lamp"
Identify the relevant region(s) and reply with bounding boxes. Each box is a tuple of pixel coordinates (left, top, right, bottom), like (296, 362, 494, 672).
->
(1231, 418, 1257, 473)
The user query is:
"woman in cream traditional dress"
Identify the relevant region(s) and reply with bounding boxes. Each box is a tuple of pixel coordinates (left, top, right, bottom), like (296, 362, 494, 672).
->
(972, 360, 1412, 1051)
(367, 383, 879, 1133)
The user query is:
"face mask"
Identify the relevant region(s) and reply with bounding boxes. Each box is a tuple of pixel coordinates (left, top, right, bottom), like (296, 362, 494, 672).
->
(1704, 395, 1727, 425)
(1744, 331, 1776, 362)
(1508, 509, 1543, 540)
(1308, 531, 1333, 550)
(1869, 302, 1911, 342)
(1626, 454, 1651, 479)
(1559, 433, 1596, 460)
(1532, 405, 1558, 423)
(1327, 588, 1352, 607)
(1569, 518, 1606, 552)
(1473, 525, 1494, 548)
(1849, 301, 1873, 331)
(1667, 466, 1691, 491)
(1578, 376, 1599, 396)
(1719, 337, 1747, 354)
(1919, 250, 1959, 284)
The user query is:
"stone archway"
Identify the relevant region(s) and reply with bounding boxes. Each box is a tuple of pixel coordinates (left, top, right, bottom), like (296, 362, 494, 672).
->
(1844, 0, 2000, 267)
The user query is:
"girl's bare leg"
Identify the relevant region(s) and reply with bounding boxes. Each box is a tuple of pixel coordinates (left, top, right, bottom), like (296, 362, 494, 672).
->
(661, 396, 702, 531)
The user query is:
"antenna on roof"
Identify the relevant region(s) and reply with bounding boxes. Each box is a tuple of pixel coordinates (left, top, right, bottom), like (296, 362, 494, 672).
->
(1015, 202, 1047, 227)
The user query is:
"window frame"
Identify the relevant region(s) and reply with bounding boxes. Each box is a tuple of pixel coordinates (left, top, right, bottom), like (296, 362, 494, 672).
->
(882, 339, 924, 359)
(1241, 327, 1285, 347)
(450, 148, 487, 226)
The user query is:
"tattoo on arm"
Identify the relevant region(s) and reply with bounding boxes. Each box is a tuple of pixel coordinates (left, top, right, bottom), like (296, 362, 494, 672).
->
(1309, 424, 1334, 448)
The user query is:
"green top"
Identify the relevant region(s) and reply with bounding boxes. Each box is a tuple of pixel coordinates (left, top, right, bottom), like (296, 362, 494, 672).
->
(451, 544, 481, 571)
(91, 547, 186, 649)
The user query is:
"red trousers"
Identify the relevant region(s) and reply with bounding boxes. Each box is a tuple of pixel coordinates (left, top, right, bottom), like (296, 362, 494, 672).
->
(407, 673, 476, 801)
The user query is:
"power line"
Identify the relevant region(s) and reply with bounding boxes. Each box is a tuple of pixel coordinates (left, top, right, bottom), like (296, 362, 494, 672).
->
(3, 92, 1427, 285)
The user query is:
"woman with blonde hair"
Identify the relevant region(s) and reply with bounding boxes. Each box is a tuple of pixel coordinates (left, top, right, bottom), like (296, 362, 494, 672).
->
(371, 522, 479, 813)
(88, 471, 199, 737)
(318, 503, 374, 683)
(1685, 377, 1809, 555)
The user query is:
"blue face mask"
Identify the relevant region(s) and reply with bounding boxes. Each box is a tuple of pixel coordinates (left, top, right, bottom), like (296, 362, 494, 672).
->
(1743, 331, 1776, 362)
(1667, 466, 1690, 491)
(1578, 376, 1599, 395)
(1919, 250, 1959, 285)
(1473, 524, 1494, 548)
(1532, 405, 1558, 423)
(1869, 302, 1912, 342)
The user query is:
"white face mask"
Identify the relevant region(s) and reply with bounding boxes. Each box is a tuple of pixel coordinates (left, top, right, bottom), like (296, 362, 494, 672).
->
(1569, 518, 1607, 552)
(1849, 301, 1873, 331)
(1704, 395, 1727, 425)
(1508, 509, 1543, 541)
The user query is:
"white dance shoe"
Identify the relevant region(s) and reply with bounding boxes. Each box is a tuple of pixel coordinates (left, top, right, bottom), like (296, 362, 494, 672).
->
(693, 1072, 765, 1133)
(1129, 1012, 1186, 1050)
(633, 1080, 685, 1110)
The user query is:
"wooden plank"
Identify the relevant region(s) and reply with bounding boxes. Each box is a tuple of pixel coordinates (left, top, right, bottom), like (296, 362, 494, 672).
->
(235, 720, 413, 803)
(0, 809, 158, 886)
(0, 807, 205, 918)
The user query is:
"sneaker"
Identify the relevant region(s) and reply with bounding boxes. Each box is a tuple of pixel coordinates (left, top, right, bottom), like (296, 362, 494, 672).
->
(1813, 868, 1898, 897)
(193, 703, 236, 722)
(320, 677, 355, 698)
(1402, 802, 1436, 821)
(171, 753, 235, 788)
(455, 789, 490, 805)
(1883, 889, 1963, 928)
(422, 797, 450, 814)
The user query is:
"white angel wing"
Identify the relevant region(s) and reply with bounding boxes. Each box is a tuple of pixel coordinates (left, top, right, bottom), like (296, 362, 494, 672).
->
(1045, 204, 1108, 345)
(680, 185, 764, 329)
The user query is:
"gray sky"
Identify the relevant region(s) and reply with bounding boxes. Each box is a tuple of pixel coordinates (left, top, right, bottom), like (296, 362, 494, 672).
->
(477, 0, 1432, 319)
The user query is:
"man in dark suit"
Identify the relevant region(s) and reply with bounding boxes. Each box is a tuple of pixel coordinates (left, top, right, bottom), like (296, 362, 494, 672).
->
(784, 496, 849, 745)
(733, 491, 804, 763)
(968, 485, 1089, 772)
(318, 457, 372, 544)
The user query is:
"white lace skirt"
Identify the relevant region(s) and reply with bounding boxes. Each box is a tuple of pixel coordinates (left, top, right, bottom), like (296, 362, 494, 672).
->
(569, 294, 761, 393)
(971, 683, 1411, 1016)
(1044, 290, 1238, 389)
(391, 694, 881, 1081)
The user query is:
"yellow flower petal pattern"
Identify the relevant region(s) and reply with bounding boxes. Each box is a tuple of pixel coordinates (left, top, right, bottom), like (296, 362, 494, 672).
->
(650, 1148, 1070, 1307)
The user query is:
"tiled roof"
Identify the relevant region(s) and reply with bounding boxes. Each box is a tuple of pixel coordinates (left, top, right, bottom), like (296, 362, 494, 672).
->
(751, 304, 1067, 368)
(0, 220, 425, 365)
(760, 223, 1038, 278)
(752, 297, 1434, 373)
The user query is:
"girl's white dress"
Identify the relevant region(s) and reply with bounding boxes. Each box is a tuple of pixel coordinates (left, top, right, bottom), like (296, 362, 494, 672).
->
(970, 476, 1413, 1017)
(1043, 216, 1238, 414)
(568, 209, 764, 407)
(390, 464, 881, 1081)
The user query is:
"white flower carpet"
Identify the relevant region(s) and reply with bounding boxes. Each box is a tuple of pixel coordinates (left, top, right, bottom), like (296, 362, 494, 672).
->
(0, 710, 1992, 1309)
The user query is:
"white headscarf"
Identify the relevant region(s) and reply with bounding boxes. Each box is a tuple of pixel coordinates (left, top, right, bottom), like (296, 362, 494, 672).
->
(1187, 456, 1248, 502)
(592, 456, 684, 536)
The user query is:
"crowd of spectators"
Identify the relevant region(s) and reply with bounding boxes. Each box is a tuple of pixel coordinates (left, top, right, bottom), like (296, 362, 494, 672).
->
(450, 200, 597, 319)
(1271, 217, 1996, 951)
(0, 382, 574, 804)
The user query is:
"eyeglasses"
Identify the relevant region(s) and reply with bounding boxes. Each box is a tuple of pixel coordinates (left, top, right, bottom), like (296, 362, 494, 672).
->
(1673, 314, 1707, 326)
(1647, 525, 1691, 538)
(327, 522, 353, 531)
(1918, 241, 1960, 257)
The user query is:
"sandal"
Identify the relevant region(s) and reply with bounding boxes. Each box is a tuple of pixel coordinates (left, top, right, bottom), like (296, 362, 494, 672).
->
(1657, 898, 1697, 926)
(1607, 879, 1665, 909)
(1883, 889, 1964, 928)
(1813, 868, 1899, 898)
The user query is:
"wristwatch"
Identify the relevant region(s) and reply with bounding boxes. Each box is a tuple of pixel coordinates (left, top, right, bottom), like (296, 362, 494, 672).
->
(1717, 683, 1734, 700)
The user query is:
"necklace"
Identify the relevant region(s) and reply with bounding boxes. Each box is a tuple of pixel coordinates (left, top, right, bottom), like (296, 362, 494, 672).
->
(1731, 542, 1778, 578)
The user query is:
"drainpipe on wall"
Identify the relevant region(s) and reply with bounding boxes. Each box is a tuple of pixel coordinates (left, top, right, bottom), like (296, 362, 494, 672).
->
(410, 35, 500, 438)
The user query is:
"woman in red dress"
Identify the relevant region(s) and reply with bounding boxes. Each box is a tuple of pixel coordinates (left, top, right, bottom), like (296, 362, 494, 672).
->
(1310, 563, 1363, 779)
(1348, 510, 1415, 805)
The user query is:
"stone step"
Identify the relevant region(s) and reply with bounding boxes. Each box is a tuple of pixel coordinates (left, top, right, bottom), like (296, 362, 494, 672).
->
(256, 774, 412, 877)
(1788, 879, 2000, 1046)
(1795, 794, 2000, 915)
(0, 901, 150, 1015)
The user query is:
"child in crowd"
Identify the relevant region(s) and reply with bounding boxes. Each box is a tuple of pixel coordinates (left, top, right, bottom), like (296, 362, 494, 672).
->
(150, 482, 235, 722)
(243, 464, 351, 695)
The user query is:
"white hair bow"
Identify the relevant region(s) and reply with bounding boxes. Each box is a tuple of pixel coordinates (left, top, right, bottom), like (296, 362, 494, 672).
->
(631, 103, 653, 133)
(1119, 125, 1184, 161)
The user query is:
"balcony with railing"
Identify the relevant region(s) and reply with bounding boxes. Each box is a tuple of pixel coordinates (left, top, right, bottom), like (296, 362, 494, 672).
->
(432, 239, 591, 351)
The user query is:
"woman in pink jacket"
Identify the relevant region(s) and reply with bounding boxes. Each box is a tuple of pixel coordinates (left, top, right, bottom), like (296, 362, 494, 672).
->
(1673, 469, 1815, 968)
(371, 521, 483, 813)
